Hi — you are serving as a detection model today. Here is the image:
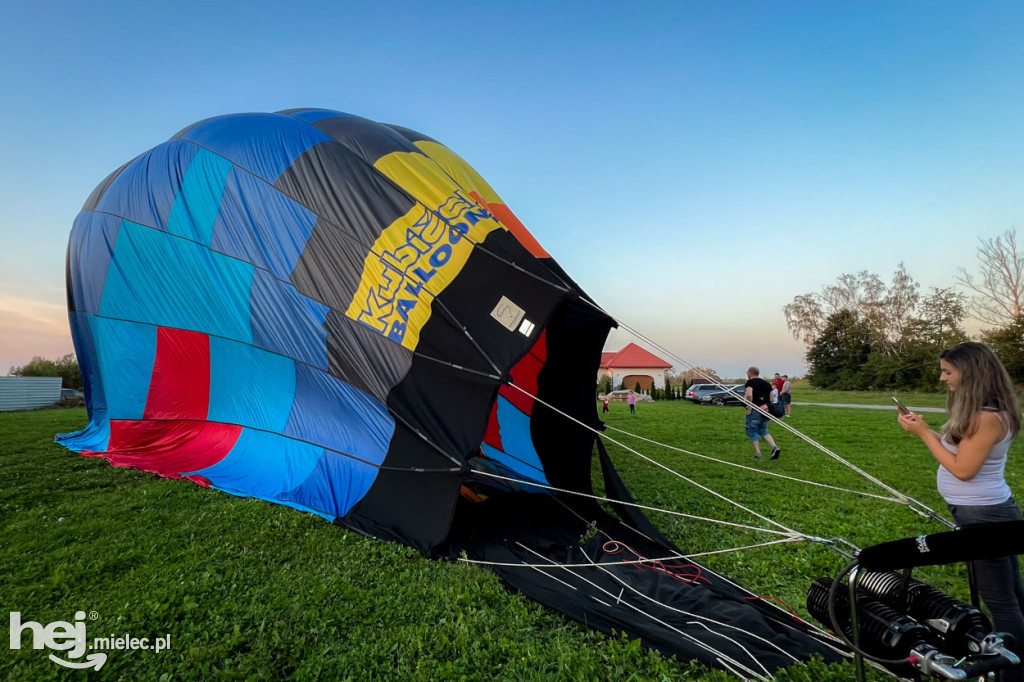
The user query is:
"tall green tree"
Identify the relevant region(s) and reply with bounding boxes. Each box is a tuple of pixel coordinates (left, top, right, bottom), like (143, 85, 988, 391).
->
(982, 316, 1024, 385)
(10, 353, 82, 390)
(805, 310, 873, 389)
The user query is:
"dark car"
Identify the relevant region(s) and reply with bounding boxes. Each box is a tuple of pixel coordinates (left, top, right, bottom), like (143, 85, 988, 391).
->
(61, 388, 84, 399)
(684, 383, 726, 403)
(699, 385, 746, 406)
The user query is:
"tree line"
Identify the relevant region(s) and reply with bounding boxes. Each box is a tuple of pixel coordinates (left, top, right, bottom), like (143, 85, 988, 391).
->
(786, 230, 1024, 391)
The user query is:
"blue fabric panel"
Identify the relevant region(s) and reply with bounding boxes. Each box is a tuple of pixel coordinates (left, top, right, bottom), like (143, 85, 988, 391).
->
(67, 310, 107, 419)
(166, 149, 234, 245)
(210, 169, 317, 279)
(100, 221, 255, 343)
(249, 270, 329, 371)
(284, 365, 394, 466)
(285, 109, 356, 124)
(183, 427, 323, 501)
(208, 336, 297, 432)
(94, 141, 198, 230)
(278, 450, 380, 518)
(493, 396, 548, 482)
(178, 113, 332, 183)
(87, 316, 157, 420)
(68, 212, 120, 315)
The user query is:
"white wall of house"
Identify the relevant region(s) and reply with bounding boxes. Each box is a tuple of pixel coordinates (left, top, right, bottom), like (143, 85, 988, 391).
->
(605, 369, 666, 390)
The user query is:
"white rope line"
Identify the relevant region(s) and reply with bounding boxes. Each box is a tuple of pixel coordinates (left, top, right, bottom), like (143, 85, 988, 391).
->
(602, 423, 904, 504)
(505, 382, 803, 537)
(474, 470, 796, 538)
(602, 314, 947, 518)
(514, 542, 770, 680)
(457, 537, 805, 569)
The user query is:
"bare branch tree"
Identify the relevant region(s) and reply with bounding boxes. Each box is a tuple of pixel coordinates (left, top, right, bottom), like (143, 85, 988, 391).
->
(956, 229, 1024, 327)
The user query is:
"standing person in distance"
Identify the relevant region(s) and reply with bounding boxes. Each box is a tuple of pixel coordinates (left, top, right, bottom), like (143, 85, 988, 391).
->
(781, 374, 793, 417)
(744, 366, 781, 460)
(627, 389, 636, 416)
(898, 341, 1024, 677)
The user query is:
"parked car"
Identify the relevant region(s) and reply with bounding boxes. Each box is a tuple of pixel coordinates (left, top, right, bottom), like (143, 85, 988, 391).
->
(683, 383, 725, 403)
(699, 385, 746, 406)
(60, 388, 84, 399)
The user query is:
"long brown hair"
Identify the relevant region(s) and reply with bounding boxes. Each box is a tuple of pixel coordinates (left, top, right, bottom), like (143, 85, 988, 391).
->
(940, 342, 1021, 444)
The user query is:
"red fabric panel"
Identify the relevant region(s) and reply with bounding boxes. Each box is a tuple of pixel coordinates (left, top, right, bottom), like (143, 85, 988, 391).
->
(144, 327, 211, 420)
(500, 330, 547, 416)
(469, 191, 550, 259)
(83, 419, 242, 481)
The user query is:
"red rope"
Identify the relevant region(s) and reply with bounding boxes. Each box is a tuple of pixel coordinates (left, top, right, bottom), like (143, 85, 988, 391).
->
(602, 541, 713, 585)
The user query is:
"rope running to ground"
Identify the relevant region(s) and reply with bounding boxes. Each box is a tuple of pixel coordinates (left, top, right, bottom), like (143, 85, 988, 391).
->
(602, 423, 904, 504)
(505, 383, 817, 542)
(592, 312, 952, 528)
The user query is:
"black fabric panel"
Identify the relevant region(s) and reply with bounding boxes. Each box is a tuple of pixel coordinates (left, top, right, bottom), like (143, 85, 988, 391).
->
(322, 310, 412, 404)
(413, 230, 571, 377)
(384, 124, 439, 146)
(340, 424, 464, 555)
(275, 140, 415, 248)
(311, 115, 424, 165)
(532, 299, 615, 497)
(290, 215, 379, 310)
(388, 346, 500, 469)
(451, 494, 846, 674)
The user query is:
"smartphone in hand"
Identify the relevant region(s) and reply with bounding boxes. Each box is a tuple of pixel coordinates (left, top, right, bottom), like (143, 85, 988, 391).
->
(892, 397, 910, 415)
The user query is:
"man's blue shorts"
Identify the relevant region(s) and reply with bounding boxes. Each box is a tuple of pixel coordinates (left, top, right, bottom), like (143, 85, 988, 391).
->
(745, 410, 769, 441)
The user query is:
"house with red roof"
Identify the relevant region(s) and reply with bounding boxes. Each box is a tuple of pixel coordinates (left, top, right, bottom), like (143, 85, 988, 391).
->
(598, 343, 673, 393)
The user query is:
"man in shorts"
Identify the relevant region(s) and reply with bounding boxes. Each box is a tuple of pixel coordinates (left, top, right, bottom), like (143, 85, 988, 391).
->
(780, 374, 792, 417)
(744, 366, 781, 460)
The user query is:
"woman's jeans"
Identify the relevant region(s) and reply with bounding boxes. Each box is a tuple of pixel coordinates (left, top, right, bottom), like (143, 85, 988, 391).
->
(948, 498, 1024, 680)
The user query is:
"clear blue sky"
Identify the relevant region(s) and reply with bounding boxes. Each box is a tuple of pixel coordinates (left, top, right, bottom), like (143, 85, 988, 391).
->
(2, 1, 1022, 379)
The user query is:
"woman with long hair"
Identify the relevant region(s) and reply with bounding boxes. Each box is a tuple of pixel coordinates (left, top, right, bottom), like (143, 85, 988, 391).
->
(899, 341, 1024, 677)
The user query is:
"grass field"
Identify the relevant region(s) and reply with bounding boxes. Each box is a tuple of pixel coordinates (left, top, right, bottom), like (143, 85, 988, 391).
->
(3, 393, 1020, 681)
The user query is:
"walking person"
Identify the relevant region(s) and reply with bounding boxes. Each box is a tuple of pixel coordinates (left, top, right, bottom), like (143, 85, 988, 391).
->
(897, 342, 1024, 678)
(627, 389, 636, 415)
(744, 366, 781, 460)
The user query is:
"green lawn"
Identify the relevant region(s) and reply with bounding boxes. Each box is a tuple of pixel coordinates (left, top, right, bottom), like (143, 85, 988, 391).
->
(4, 400, 1018, 681)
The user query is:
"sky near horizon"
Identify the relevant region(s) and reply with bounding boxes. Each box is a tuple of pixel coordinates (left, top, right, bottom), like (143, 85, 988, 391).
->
(1, 1, 1022, 380)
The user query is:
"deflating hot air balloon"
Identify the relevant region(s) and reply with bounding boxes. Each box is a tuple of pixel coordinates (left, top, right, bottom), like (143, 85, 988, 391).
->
(59, 109, 847, 677)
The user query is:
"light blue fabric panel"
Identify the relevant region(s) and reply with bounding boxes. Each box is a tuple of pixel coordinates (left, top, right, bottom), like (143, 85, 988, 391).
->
(55, 411, 110, 453)
(493, 396, 548, 481)
(208, 336, 297, 433)
(210, 169, 318, 279)
(183, 427, 323, 501)
(249, 270, 329, 371)
(278, 451, 380, 518)
(86, 316, 157, 420)
(99, 221, 254, 343)
(95, 141, 198, 230)
(177, 113, 332, 183)
(166, 148, 234, 245)
(284, 365, 394, 466)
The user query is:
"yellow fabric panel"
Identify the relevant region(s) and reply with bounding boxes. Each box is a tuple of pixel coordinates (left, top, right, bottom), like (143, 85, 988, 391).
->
(412, 140, 503, 206)
(345, 152, 504, 351)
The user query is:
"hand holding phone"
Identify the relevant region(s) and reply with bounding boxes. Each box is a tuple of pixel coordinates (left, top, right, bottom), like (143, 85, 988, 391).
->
(892, 397, 910, 415)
